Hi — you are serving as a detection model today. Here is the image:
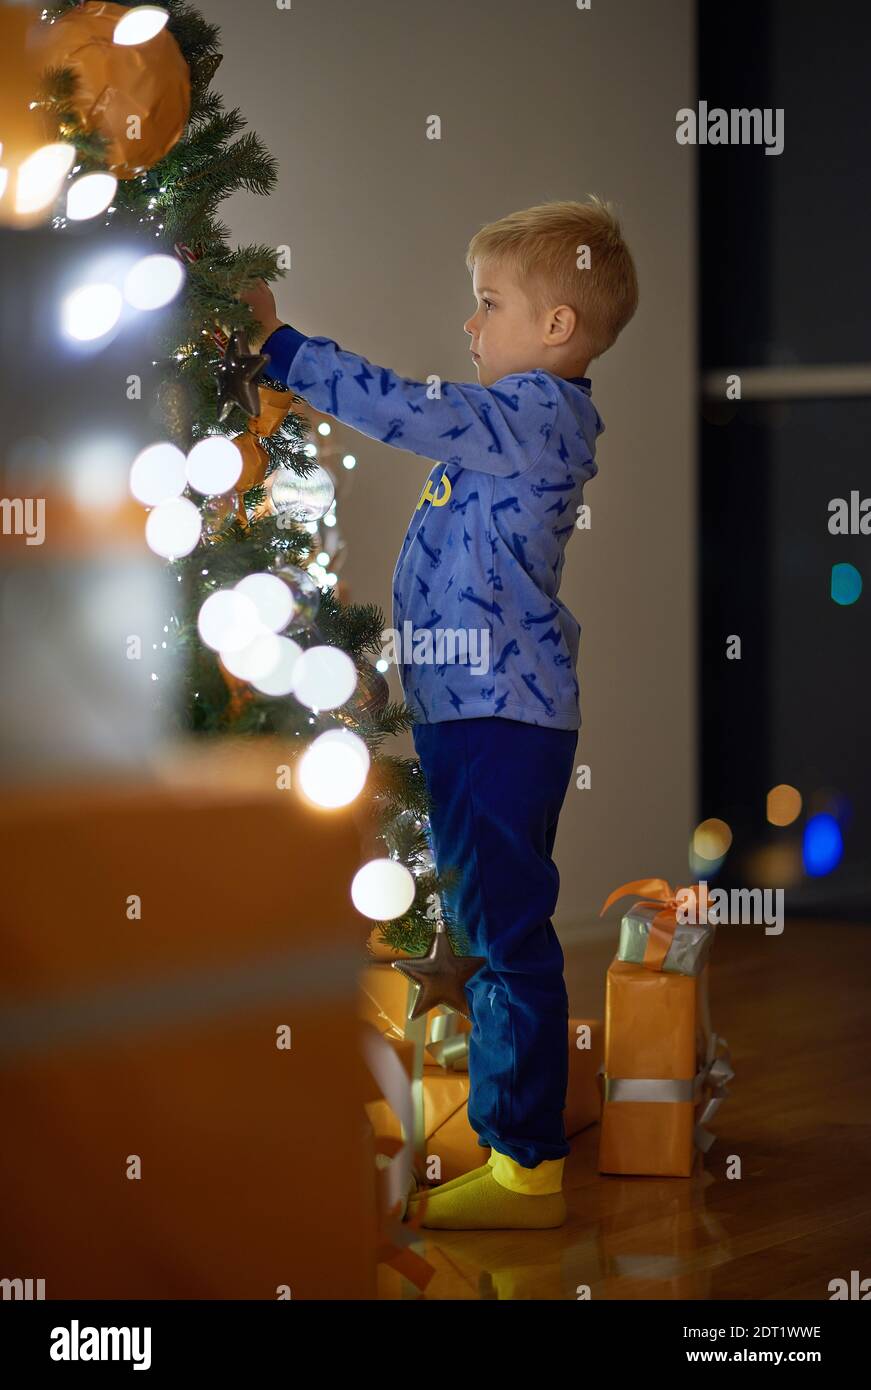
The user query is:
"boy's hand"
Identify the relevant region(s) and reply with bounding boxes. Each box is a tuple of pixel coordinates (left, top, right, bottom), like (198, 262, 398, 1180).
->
(239, 278, 283, 342)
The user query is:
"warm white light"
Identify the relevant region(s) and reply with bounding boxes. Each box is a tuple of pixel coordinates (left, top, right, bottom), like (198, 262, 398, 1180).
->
(113, 5, 169, 45)
(197, 589, 261, 653)
(317, 422, 331, 436)
(145, 496, 202, 558)
(351, 858, 416, 920)
(303, 442, 318, 458)
(61, 283, 123, 341)
(342, 454, 357, 470)
(130, 441, 187, 505)
(375, 658, 390, 673)
(66, 172, 117, 221)
(234, 572, 296, 632)
(250, 636, 303, 695)
(15, 142, 75, 215)
(186, 436, 242, 496)
(297, 729, 370, 809)
(291, 645, 357, 710)
(123, 253, 184, 310)
(220, 631, 282, 682)
(692, 817, 733, 861)
(316, 551, 330, 566)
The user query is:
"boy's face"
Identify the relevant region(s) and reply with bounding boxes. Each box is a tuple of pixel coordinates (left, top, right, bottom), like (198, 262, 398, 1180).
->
(464, 260, 545, 388)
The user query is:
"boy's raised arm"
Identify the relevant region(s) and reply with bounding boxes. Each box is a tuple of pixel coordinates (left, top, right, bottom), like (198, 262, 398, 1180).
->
(259, 323, 558, 479)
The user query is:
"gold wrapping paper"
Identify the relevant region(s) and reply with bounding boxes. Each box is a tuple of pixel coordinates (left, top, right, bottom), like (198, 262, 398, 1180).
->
(232, 430, 269, 494)
(230, 383, 297, 526)
(598, 960, 734, 1177)
(359, 961, 471, 1068)
(361, 964, 602, 1182)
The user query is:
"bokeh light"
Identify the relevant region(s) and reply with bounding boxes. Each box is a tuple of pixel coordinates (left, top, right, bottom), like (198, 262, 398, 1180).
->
(144, 496, 202, 558)
(249, 637, 303, 696)
(186, 436, 243, 496)
(129, 442, 187, 506)
(123, 254, 184, 310)
(66, 172, 118, 221)
(766, 783, 802, 827)
(297, 729, 370, 809)
(831, 563, 862, 605)
(351, 858, 416, 920)
(220, 632, 282, 683)
(234, 573, 296, 633)
(743, 841, 803, 889)
(62, 283, 123, 341)
(197, 589, 261, 653)
(291, 645, 357, 710)
(802, 813, 843, 877)
(692, 817, 733, 860)
(15, 142, 75, 215)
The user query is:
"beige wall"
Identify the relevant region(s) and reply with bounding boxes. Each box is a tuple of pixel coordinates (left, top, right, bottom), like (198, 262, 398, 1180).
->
(213, 0, 697, 933)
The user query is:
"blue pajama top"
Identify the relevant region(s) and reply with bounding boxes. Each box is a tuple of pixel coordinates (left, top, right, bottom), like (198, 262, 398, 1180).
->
(261, 324, 605, 730)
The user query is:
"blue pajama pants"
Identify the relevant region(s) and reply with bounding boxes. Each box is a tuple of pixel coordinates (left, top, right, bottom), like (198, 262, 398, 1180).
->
(411, 715, 579, 1168)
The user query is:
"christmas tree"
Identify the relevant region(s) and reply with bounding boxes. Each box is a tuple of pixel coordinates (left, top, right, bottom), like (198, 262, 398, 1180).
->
(36, 0, 461, 955)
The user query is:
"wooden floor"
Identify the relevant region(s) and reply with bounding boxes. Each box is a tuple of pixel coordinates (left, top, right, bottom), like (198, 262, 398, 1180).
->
(378, 916, 871, 1300)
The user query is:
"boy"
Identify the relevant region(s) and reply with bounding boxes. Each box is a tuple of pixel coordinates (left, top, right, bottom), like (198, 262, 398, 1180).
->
(243, 196, 638, 1230)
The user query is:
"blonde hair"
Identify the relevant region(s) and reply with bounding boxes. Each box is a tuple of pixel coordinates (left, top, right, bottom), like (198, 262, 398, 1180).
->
(465, 196, 638, 362)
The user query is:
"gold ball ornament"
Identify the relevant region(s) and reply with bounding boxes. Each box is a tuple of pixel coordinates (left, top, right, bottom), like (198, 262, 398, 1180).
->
(36, 2, 191, 178)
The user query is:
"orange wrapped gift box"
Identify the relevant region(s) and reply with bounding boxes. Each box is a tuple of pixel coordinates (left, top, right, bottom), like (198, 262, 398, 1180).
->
(360, 963, 602, 1183)
(597, 879, 735, 1178)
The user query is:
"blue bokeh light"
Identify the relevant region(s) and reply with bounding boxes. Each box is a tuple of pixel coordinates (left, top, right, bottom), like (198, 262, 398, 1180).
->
(831, 563, 862, 606)
(802, 813, 843, 877)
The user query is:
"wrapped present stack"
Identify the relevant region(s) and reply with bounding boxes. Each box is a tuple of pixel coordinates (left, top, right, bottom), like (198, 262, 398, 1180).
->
(360, 953, 603, 1186)
(597, 878, 735, 1178)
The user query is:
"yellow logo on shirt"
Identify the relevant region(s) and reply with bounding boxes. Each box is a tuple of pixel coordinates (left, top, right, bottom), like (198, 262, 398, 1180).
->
(416, 471, 452, 510)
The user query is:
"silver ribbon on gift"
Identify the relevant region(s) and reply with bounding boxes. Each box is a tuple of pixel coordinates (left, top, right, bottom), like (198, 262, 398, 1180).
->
(360, 978, 469, 1159)
(598, 1030, 735, 1156)
(404, 1006, 469, 1155)
(598, 965, 735, 1157)
(425, 1009, 469, 1071)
